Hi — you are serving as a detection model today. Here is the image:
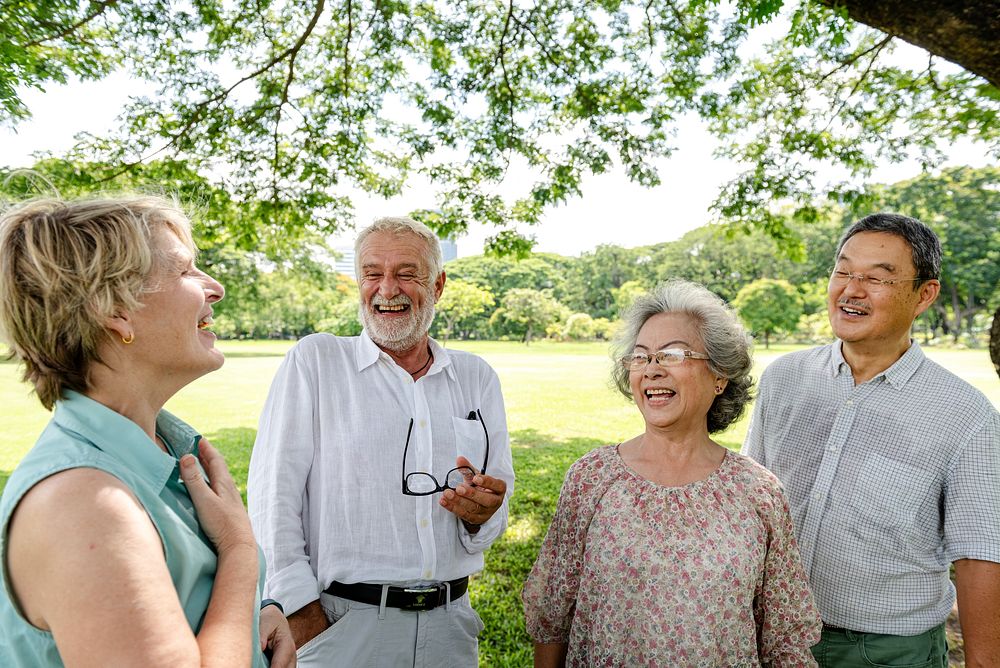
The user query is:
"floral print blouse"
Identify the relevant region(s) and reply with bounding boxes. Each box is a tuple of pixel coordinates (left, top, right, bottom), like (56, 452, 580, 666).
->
(522, 446, 821, 667)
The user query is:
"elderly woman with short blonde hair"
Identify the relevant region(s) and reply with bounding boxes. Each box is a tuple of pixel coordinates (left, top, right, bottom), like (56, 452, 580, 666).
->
(0, 196, 294, 667)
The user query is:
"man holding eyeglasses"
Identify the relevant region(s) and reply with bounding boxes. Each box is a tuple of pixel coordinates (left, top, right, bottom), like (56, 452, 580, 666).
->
(743, 213, 1000, 667)
(247, 216, 514, 667)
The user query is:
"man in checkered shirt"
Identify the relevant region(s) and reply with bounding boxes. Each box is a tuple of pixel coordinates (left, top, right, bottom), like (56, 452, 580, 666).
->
(744, 213, 1000, 667)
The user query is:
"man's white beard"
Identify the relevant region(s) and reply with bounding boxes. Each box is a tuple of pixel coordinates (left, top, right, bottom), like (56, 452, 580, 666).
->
(360, 293, 436, 352)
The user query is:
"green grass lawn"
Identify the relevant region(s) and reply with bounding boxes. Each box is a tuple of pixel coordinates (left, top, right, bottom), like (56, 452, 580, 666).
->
(1, 340, 997, 665)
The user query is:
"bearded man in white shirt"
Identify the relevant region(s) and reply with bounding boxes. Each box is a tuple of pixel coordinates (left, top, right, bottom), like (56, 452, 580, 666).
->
(248, 216, 515, 667)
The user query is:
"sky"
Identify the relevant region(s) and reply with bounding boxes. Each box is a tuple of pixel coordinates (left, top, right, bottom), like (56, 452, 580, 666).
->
(3, 44, 995, 259)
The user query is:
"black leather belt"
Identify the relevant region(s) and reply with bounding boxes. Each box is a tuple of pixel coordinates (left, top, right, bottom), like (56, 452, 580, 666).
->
(822, 624, 854, 634)
(325, 577, 469, 612)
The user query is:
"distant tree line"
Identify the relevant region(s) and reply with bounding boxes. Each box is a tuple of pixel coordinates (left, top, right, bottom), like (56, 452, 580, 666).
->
(1, 161, 997, 348)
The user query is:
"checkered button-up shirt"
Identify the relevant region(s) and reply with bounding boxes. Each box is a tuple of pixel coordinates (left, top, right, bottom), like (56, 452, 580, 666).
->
(743, 341, 1000, 635)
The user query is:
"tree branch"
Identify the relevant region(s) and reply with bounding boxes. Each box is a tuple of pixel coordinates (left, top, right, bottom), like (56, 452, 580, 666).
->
(98, 0, 326, 181)
(817, 34, 893, 84)
(344, 0, 353, 89)
(644, 0, 655, 50)
(21, 0, 119, 49)
(822, 35, 891, 129)
(509, 10, 573, 80)
(493, 1, 516, 132)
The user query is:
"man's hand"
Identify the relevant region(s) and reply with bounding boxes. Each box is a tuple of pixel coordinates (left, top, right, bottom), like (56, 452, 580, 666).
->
(439, 456, 506, 531)
(287, 600, 329, 649)
(259, 604, 297, 667)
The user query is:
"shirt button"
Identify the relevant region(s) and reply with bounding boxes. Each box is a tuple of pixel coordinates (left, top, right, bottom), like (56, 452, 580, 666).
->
(419, 420, 427, 428)
(813, 493, 822, 500)
(829, 446, 838, 452)
(845, 400, 853, 406)
(424, 571, 432, 579)
(420, 518, 429, 528)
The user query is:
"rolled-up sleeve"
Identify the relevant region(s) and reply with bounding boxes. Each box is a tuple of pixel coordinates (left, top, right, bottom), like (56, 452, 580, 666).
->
(248, 347, 321, 616)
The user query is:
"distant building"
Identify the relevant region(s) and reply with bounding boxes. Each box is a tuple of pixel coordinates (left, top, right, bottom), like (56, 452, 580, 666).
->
(440, 238, 458, 264)
(334, 235, 458, 278)
(333, 246, 357, 277)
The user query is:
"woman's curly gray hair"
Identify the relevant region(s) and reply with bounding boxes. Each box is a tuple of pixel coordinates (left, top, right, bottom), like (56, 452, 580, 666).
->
(610, 279, 754, 434)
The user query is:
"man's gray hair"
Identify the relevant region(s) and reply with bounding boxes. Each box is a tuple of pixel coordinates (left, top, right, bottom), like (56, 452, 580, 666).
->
(610, 279, 755, 434)
(836, 212, 941, 289)
(354, 216, 443, 279)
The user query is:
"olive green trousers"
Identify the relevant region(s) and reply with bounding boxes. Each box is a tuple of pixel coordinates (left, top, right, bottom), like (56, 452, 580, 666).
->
(811, 623, 948, 668)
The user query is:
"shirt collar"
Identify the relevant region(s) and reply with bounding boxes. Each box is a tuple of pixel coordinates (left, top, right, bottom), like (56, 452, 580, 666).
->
(356, 329, 457, 382)
(829, 341, 850, 377)
(829, 339, 925, 387)
(53, 390, 202, 493)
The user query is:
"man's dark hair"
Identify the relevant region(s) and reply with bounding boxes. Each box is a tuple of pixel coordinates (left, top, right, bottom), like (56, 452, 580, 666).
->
(836, 212, 942, 289)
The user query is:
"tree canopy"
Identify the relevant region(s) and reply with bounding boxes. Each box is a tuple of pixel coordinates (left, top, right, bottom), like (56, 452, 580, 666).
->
(3, 0, 997, 253)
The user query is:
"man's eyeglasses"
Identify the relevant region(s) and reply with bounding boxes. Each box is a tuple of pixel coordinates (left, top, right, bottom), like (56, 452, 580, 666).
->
(621, 348, 711, 372)
(829, 268, 926, 291)
(402, 409, 490, 496)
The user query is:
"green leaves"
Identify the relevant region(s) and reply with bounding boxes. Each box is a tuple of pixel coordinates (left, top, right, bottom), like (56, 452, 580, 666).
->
(4, 1, 998, 256)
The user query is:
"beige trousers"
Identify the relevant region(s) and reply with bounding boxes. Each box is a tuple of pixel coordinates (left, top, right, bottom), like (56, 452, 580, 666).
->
(295, 590, 484, 668)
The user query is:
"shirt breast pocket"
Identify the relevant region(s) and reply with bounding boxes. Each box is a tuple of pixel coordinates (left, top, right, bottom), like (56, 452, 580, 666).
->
(850, 454, 937, 540)
(452, 414, 488, 473)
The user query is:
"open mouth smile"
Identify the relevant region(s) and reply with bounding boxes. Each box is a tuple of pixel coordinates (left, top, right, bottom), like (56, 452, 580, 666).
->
(645, 387, 676, 402)
(375, 303, 410, 314)
(838, 301, 870, 317)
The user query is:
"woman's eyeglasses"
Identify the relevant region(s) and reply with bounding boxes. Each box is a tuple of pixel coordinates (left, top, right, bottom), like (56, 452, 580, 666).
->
(621, 348, 710, 372)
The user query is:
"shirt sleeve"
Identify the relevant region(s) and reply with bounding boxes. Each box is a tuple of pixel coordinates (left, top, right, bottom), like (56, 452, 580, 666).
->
(742, 368, 770, 466)
(944, 408, 1000, 564)
(457, 364, 515, 554)
(521, 456, 602, 644)
(247, 346, 322, 616)
(754, 481, 822, 667)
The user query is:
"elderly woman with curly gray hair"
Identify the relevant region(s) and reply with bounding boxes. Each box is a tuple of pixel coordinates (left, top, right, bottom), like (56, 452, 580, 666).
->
(523, 279, 821, 667)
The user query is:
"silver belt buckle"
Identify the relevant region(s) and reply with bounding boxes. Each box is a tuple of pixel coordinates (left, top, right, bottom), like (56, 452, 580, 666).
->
(401, 584, 442, 611)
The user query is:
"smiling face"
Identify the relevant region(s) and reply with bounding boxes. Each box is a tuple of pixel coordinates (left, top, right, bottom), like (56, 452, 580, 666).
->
(629, 312, 724, 435)
(124, 226, 225, 383)
(357, 230, 445, 353)
(827, 231, 938, 352)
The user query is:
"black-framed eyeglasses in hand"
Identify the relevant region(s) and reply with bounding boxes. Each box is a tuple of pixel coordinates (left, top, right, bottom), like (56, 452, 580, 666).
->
(401, 409, 490, 496)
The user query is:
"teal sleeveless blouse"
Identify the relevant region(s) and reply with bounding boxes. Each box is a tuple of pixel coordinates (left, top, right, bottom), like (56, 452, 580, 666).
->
(0, 391, 269, 667)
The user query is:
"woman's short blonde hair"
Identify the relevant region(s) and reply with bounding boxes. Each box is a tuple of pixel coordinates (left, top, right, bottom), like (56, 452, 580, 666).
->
(0, 196, 194, 409)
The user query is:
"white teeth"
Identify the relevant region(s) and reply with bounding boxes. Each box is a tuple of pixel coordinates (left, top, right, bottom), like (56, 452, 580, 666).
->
(646, 388, 675, 396)
(841, 307, 865, 315)
(376, 304, 407, 312)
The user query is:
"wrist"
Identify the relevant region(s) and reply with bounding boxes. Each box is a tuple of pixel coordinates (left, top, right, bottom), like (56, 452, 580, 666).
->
(216, 530, 259, 555)
(462, 519, 481, 534)
(261, 598, 284, 614)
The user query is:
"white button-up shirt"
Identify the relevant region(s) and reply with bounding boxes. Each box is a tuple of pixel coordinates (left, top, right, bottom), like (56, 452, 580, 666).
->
(247, 331, 515, 616)
(744, 341, 1000, 634)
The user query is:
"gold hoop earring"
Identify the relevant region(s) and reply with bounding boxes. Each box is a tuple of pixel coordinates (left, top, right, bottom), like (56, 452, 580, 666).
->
(121, 332, 134, 345)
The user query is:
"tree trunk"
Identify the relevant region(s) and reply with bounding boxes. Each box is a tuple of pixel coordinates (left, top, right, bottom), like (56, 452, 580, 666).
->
(821, 0, 1000, 87)
(990, 305, 1000, 380)
(949, 282, 963, 343)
